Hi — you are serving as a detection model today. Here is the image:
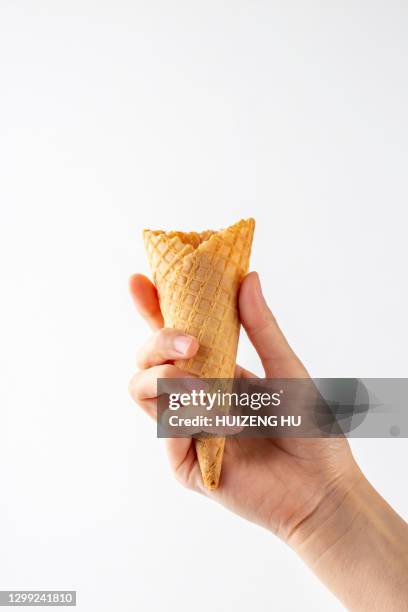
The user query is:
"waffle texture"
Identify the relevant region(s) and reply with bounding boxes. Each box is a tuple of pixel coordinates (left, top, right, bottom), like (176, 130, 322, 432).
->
(143, 218, 255, 488)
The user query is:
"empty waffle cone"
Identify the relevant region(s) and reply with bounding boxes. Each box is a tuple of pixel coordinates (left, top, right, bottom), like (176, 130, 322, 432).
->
(143, 218, 255, 489)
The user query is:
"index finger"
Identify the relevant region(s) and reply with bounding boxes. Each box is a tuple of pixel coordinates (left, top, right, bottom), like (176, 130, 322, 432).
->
(129, 273, 164, 330)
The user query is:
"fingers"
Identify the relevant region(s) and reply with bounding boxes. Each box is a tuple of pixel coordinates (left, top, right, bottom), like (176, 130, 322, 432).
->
(165, 438, 207, 492)
(129, 364, 197, 404)
(136, 328, 199, 369)
(239, 272, 308, 378)
(165, 437, 195, 477)
(129, 273, 164, 330)
(129, 275, 203, 490)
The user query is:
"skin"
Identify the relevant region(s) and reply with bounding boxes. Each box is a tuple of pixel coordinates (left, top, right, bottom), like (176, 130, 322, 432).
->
(129, 271, 408, 611)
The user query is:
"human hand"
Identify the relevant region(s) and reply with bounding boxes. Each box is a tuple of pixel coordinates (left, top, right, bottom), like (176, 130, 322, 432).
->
(128, 271, 360, 542)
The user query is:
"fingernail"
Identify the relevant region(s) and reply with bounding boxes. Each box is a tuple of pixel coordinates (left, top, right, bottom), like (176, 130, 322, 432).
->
(173, 334, 195, 355)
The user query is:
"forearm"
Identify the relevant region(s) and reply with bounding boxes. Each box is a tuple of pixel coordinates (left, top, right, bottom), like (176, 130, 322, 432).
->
(290, 471, 408, 611)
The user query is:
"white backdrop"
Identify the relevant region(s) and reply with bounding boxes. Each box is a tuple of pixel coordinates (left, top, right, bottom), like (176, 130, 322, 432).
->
(1, 2, 407, 611)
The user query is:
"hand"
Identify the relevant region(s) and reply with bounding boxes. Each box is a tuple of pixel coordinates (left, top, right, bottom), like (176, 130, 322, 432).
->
(128, 271, 359, 541)
(129, 271, 408, 611)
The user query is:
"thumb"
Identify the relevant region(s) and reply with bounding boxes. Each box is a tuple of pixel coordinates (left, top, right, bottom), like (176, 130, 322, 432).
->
(239, 272, 308, 378)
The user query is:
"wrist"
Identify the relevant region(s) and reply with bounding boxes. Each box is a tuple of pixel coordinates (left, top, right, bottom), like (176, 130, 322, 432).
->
(289, 466, 408, 610)
(288, 464, 366, 564)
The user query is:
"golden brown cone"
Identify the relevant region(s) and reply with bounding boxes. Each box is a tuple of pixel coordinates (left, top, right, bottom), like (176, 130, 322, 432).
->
(143, 218, 255, 489)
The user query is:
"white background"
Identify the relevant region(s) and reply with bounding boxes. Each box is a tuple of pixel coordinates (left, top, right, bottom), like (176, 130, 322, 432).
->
(1, 2, 407, 611)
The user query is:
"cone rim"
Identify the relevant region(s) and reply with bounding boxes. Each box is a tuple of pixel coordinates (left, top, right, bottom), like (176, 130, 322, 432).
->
(143, 217, 255, 251)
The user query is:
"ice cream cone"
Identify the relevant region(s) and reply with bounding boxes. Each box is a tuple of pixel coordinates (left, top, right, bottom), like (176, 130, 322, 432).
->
(143, 218, 255, 489)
